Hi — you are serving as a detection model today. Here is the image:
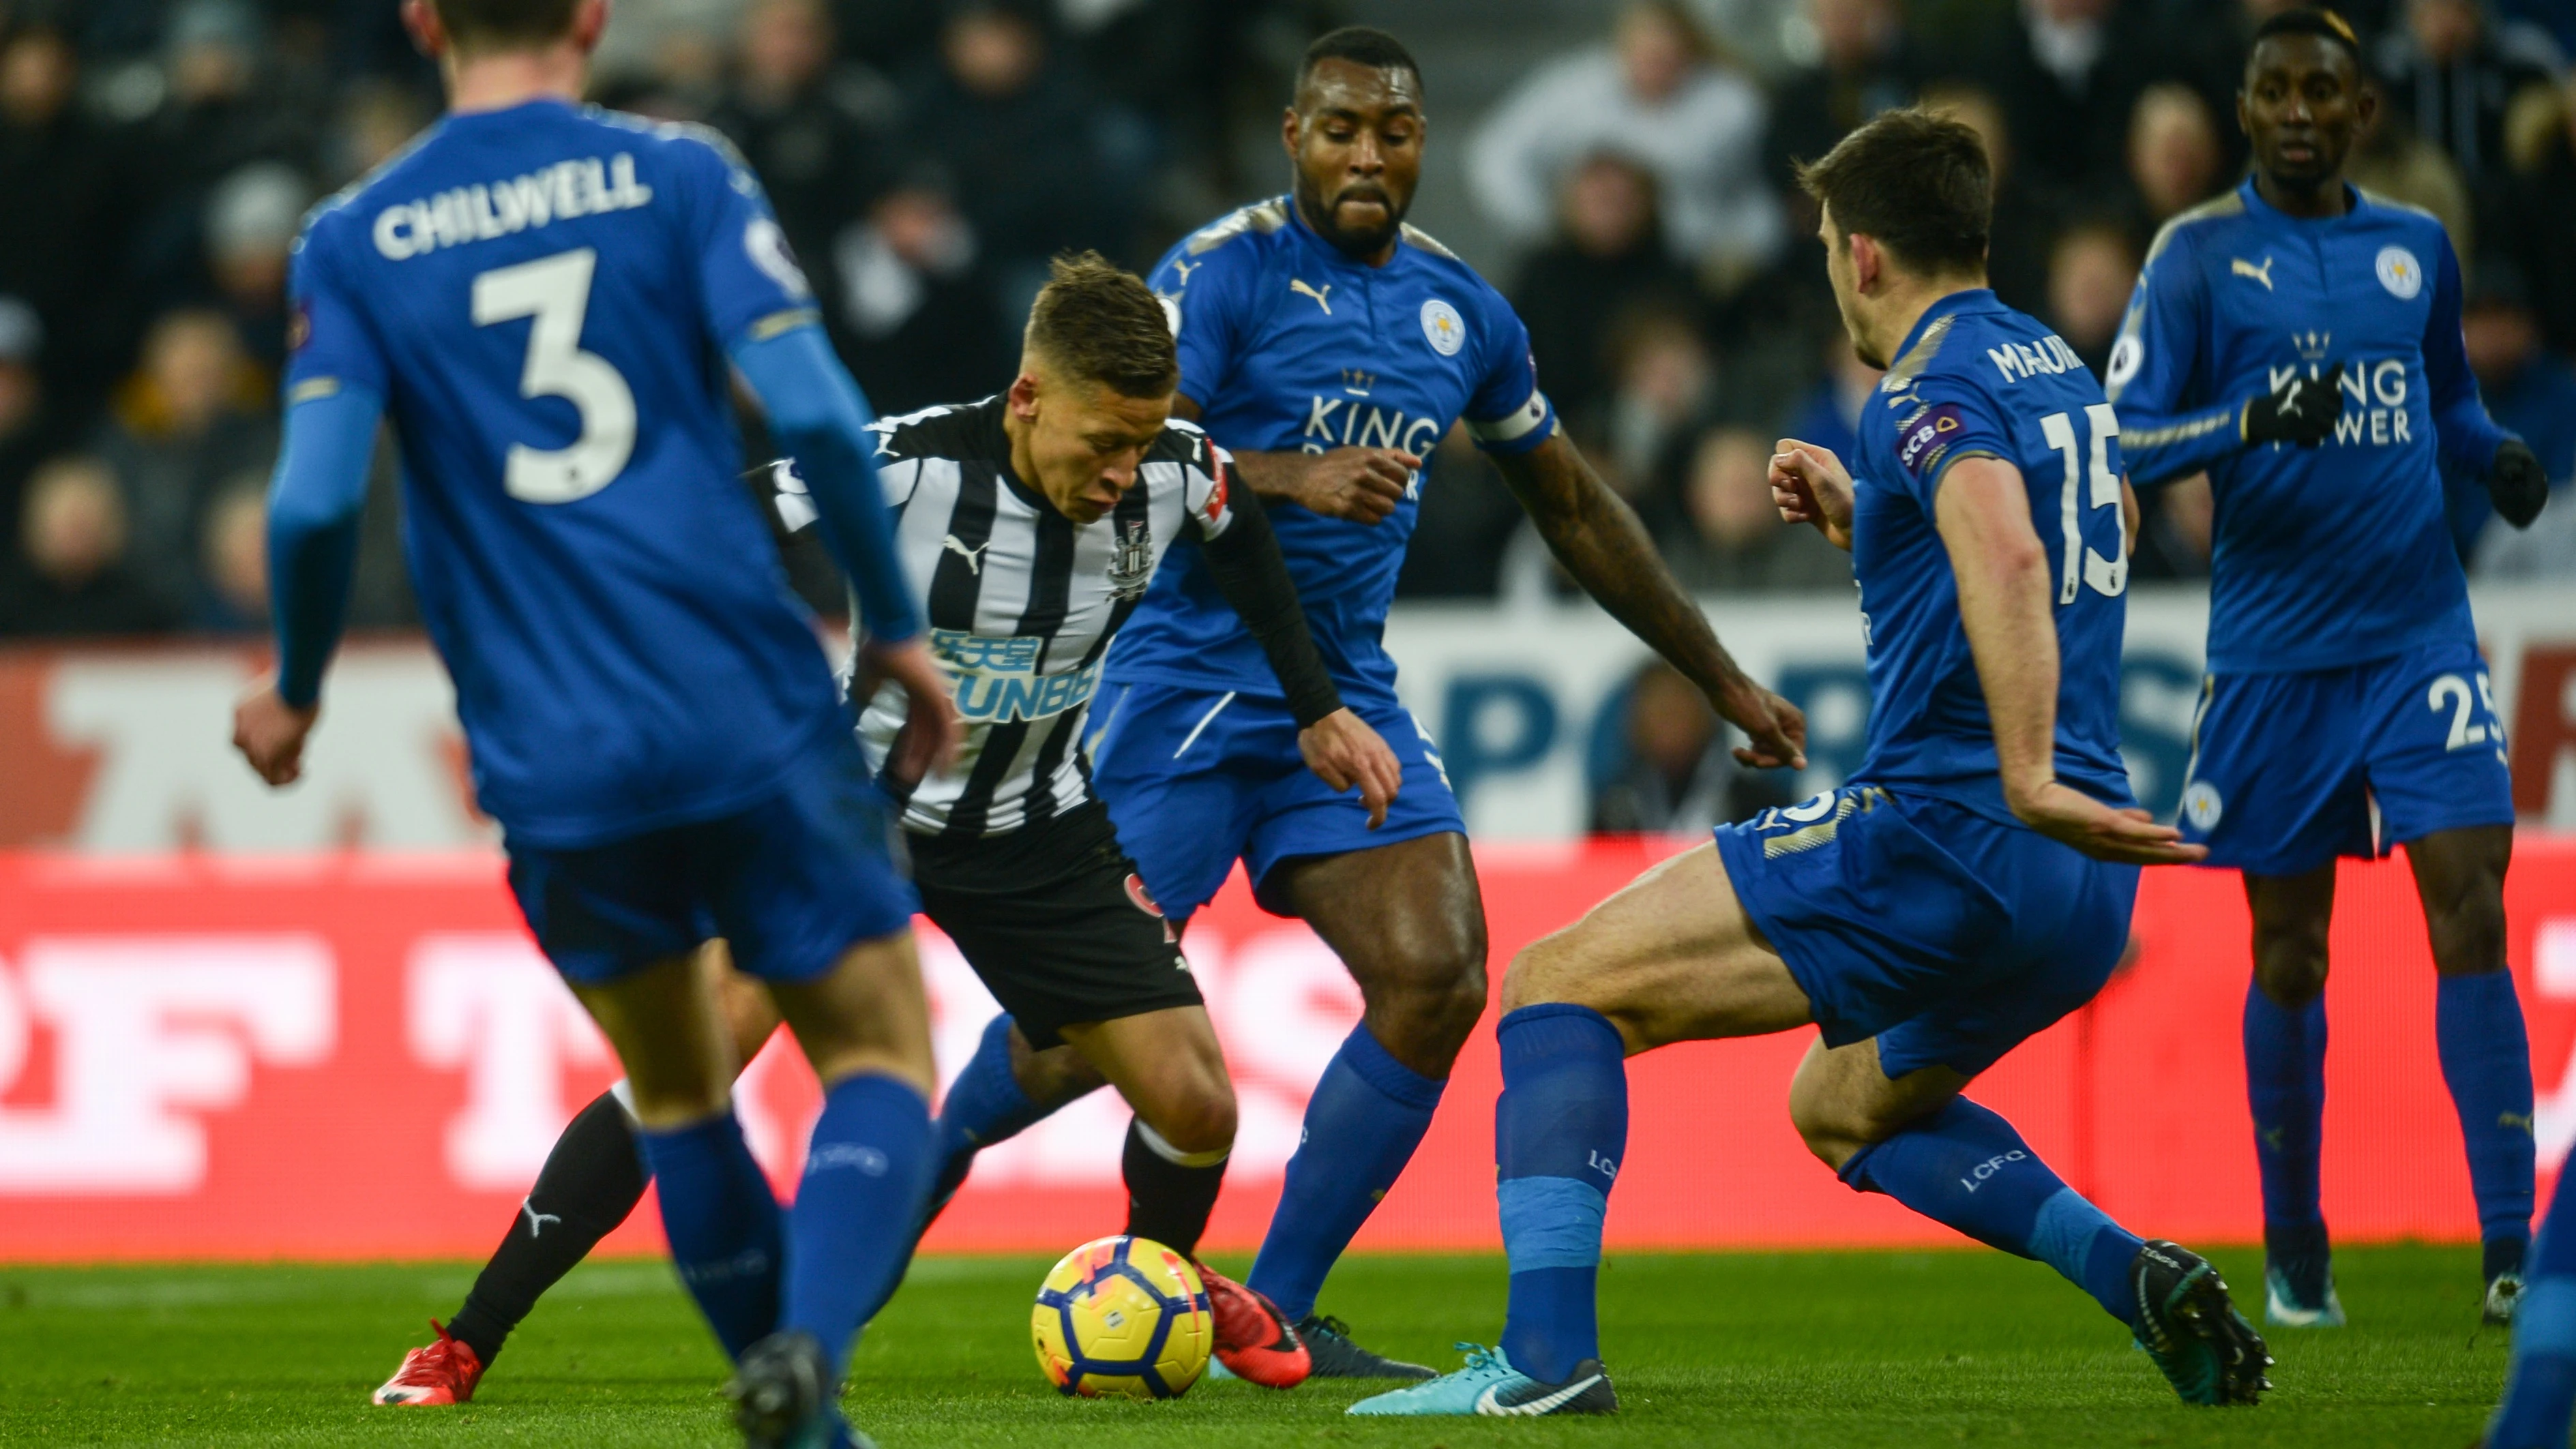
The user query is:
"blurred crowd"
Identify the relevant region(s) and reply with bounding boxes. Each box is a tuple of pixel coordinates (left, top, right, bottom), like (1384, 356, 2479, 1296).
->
(0, 0, 2568, 833)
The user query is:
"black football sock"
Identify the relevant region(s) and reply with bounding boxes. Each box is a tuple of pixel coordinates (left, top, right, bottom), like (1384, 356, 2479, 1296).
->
(447, 1089, 651, 1366)
(1120, 1116, 1229, 1259)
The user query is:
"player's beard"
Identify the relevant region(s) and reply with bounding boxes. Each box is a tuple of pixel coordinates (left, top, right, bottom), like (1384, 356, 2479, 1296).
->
(1297, 171, 1405, 258)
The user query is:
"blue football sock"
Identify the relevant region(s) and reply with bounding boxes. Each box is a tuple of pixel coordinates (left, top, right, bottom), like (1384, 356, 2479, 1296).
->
(781, 1072, 934, 1373)
(1840, 1096, 2143, 1327)
(2436, 970, 2536, 1253)
(931, 1014, 1050, 1196)
(1492, 1004, 1627, 1384)
(2242, 982, 2328, 1236)
(1247, 1022, 1445, 1321)
(636, 1109, 783, 1361)
(2491, 1189, 2576, 1448)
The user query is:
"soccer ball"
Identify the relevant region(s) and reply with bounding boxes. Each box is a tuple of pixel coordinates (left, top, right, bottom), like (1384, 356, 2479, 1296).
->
(1031, 1234, 1213, 1399)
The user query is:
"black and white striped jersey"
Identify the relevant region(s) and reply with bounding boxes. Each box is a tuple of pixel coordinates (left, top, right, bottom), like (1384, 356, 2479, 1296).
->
(855, 394, 1236, 837)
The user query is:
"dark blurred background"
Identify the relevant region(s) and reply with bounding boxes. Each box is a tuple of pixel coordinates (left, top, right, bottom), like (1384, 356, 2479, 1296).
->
(0, 0, 2566, 828)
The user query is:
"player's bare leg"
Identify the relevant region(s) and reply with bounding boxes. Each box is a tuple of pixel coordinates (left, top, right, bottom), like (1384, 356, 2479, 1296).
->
(1356, 842, 2266, 1416)
(2240, 865, 2344, 1326)
(2406, 824, 2534, 1321)
(1233, 831, 1483, 1378)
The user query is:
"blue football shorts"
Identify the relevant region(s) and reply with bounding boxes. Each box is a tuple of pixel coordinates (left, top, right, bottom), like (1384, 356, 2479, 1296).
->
(1086, 680, 1466, 920)
(2176, 636, 2515, 878)
(1713, 785, 2140, 1079)
(505, 726, 917, 987)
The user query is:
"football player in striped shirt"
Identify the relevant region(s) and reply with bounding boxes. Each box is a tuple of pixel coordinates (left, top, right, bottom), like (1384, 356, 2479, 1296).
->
(370, 255, 1401, 1399)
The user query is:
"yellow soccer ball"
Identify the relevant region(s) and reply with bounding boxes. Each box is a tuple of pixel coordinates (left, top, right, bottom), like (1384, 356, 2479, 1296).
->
(1031, 1234, 1213, 1400)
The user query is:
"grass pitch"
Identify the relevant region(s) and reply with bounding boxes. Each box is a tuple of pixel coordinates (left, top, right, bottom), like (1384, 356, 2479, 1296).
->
(0, 1245, 2504, 1446)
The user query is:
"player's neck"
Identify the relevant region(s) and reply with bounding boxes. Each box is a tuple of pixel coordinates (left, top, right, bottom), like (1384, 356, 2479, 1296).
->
(999, 408, 1048, 513)
(2251, 169, 2353, 220)
(1864, 275, 1985, 368)
(443, 44, 590, 115)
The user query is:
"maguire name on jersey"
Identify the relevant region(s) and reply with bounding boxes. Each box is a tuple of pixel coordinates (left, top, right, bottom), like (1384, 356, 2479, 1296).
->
(848, 396, 1235, 838)
(1106, 197, 1557, 707)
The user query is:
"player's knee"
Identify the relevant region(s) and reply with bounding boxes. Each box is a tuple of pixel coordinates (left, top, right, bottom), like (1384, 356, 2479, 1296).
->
(2429, 888, 2508, 976)
(1146, 1073, 1237, 1156)
(1500, 928, 1593, 1015)
(1365, 931, 1490, 1058)
(2250, 922, 2330, 1006)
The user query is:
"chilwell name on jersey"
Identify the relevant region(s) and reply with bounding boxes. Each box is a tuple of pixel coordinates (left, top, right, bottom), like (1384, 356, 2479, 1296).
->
(372, 155, 656, 261)
(930, 629, 1104, 724)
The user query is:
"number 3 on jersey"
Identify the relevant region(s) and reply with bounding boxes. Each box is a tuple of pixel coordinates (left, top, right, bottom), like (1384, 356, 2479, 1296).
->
(2041, 403, 2127, 603)
(473, 248, 636, 503)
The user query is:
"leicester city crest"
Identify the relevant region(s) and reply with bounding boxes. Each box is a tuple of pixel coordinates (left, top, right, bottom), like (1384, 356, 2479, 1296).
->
(1108, 516, 1153, 601)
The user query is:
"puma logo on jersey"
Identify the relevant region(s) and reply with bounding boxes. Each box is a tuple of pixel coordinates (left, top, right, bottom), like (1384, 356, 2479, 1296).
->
(2232, 256, 2275, 290)
(1290, 278, 1333, 314)
(943, 535, 987, 573)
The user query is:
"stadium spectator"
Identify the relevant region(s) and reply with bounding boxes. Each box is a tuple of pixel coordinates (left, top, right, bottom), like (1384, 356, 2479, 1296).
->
(1470, 1, 1784, 286)
(708, 0, 899, 328)
(322, 81, 432, 188)
(203, 161, 313, 373)
(904, 2, 1139, 316)
(1659, 427, 1852, 593)
(2491, 76, 2576, 357)
(0, 25, 138, 415)
(591, 0, 745, 96)
(2373, 0, 2563, 188)
(1588, 658, 1797, 835)
(1922, 83, 2056, 316)
(0, 455, 181, 637)
(1763, 0, 1921, 196)
(2125, 83, 2227, 234)
(194, 473, 268, 632)
(828, 181, 1013, 416)
(1509, 153, 1702, 440)
(2460, 263, 2576, 576)
(1599, 312, 1716, 502)
(1976, 0, 2169, 197)
(0, 298, 70, 565)
(2045, 219, 2138, 376)
(2348, 74, 2478, 255)
(91, 310, 276, 600)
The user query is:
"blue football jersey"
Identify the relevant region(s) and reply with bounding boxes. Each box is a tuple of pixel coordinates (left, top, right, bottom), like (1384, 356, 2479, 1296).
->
(1105, 198, 1556, 705)
(2107, 179, 2508, 673)
(1848, 289, 2134, 822)
(288, 99, 850, 848)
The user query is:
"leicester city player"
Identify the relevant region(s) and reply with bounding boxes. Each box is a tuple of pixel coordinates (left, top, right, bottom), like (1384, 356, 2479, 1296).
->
(2109, 6, 2549, 1330)
(228, 3, 956, 1444)
(1353, 108, 2271, 1417)
(2492, 1179, 2576, 1446)
(919, 25, 1807, 1384)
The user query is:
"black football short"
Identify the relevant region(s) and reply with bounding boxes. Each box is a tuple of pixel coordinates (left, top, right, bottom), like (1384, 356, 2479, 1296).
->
(908, 800, 1202, 1050)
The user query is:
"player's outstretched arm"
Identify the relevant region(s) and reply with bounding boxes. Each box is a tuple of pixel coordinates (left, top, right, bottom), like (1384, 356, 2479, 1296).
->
(732, 327, 958, 778)
(233, 387, 384, 787)
(1936, 457, 2203, 866)
(1491, 432, 1807, 770)
(1769, 439, 1855, 550)
(1166, 394, 1414, 524)
(1196, 485, 1402, 826)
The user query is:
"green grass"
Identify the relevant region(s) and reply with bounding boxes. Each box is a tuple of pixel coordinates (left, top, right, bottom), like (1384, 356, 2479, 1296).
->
(0, 1245, 2509, 1446)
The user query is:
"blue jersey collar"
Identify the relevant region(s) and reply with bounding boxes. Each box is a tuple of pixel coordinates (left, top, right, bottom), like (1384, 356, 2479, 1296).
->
(1281, 194, 1406, 273)
(1887, 286, 1999, 365)
(2236, 175, 2364, 228)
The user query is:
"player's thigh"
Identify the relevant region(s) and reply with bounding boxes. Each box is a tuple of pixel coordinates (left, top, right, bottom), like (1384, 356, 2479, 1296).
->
(765, 929, 935, 1095)
(2178, 666, 2375, 876)
(2405, 822, 2513, 974)
(2363, 641, 2517, 858)
(1788, 1036, 1970, 1170)
(1088, 683, 1279, 921)
(568, 948, 737, 1125)
(703, 941, 785, 1066)
(1058, 1005, 1236, 1153)
(1275, 828, 1487, 1000)
(1502, 843, 1811, 1054)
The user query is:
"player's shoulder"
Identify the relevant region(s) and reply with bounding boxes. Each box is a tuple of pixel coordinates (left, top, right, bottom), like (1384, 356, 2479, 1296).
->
(295, 117, 452, 256)
(2351, 188, 2454, 252)
(1171, 197, 1294, 269)
(866, 396, 1002, 464)
(1146, 415, 1225, 469)
(2139, 188, 2251, 273)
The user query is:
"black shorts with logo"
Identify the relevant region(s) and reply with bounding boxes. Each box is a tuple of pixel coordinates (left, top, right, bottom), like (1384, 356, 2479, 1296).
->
(908, 800, 1202, 1049)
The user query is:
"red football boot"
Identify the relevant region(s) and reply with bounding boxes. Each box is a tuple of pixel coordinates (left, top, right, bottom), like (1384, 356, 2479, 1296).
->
(1199, 1265, 1312, 1389)
(372, 1319, 486, 1406)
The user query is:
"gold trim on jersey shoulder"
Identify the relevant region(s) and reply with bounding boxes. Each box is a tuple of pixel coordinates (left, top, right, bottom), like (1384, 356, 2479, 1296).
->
(287, 378, 342, 404)
(747, 308, 820, 342)
(1185, 198, 1290, 256)
(1399, 223, 1460, 261)
(2141, 191, 2247, 269)
(1881, 314, 1958, 392)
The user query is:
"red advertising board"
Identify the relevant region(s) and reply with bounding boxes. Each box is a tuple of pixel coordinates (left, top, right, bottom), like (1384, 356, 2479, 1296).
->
(0, 840, 2571, 1262)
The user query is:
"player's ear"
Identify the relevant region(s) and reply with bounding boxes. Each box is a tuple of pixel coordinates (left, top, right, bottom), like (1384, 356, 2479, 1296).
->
(1849, 232, 1881, 294)
(573, 0, 613, 53)
(400, 0, 445, 58)
(1007, 368, 1043, 422)
(1280, 104, 1302, 160)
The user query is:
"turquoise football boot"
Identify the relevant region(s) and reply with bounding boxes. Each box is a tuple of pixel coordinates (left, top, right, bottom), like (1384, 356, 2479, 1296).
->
(1346, 1343, 1616, 1417)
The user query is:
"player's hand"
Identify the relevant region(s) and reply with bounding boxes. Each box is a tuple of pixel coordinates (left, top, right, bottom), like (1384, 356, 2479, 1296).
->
(1712, 678, 1807, 771)
(232, 675, 319, 788)
(861, 637, 961, 785)
(1297, 708, 1402, 828)
(1770, 440, 1855, 551)
(2242, 362, 2343, 447)
(2010, 781, 2208, 865)
(1270, 447, 1417, 525)
(2487, 438, 2549, 530)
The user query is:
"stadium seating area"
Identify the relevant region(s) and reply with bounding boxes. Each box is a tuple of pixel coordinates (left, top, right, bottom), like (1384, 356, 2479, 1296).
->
(0, 0, 2566, 638)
